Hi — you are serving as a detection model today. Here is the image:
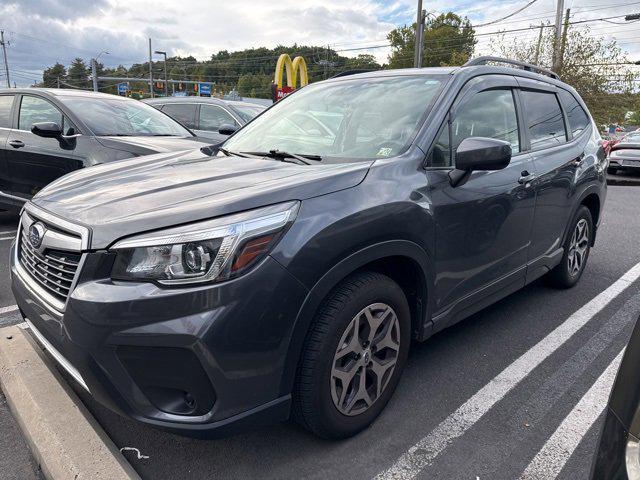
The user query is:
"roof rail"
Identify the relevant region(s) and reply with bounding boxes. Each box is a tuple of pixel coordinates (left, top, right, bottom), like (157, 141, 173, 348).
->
(464, 56, 560, 80)
(329, 69, 376, 79)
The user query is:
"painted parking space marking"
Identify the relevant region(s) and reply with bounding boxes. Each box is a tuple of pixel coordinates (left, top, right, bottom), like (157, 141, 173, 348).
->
(0, 230, 16, 235)
(519, 350, 624, 479)
(374, 261, 640, 480)
(0, 236, 14, 241)
(0, 305, 18, 315)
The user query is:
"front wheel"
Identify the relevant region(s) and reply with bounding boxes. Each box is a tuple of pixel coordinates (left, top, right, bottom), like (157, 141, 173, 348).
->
(545, 206, 593, 289)
(292, 271, 411, 438)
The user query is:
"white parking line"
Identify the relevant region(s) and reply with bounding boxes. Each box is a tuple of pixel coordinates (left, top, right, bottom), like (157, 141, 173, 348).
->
(519, 350, 624, 479)
(0, 236, 14, 241)
(0, 305, 18, 315)
(374, 261, 640, 480)
(0, 230, 16, 235)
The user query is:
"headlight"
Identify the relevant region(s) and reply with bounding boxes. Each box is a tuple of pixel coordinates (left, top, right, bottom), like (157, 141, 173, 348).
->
(111, 201, 299, 285)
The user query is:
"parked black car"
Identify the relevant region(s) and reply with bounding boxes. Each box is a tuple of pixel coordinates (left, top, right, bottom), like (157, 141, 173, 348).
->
(608, 131, 640, 174)
(11, 58, 607, 439)
(0, 88, 214, 212)
(591, 315, 640, 479)
(143, 97, 266, 143)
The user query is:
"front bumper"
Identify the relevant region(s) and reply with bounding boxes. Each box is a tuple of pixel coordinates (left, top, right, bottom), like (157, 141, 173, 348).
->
(11, 241, 308, 437)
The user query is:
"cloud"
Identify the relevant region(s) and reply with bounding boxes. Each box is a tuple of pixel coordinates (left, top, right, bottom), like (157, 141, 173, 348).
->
(3, 0, 640, 87)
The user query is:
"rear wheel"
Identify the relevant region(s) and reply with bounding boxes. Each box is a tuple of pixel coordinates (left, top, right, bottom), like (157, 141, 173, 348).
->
(292, 271, 411, 438)
(545, 206, 593, 289)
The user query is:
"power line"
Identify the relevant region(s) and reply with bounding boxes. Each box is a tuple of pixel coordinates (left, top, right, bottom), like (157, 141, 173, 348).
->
(474, 0, 541, 27)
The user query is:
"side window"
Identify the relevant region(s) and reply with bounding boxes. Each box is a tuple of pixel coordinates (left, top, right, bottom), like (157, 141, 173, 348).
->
(558, 89, 590, 137)
(199, 105, 238, 131)
(19, 96, 62, 131)
(427, 123, 451, 167)
(0, 95, 14, 128)
(452, 89, 520, 154)
(161, 103, 197, 129)
(521, 90, 567, 150)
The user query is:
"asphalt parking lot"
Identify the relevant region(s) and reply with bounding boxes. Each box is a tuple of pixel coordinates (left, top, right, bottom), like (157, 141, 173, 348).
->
(1, 184, 640, 479)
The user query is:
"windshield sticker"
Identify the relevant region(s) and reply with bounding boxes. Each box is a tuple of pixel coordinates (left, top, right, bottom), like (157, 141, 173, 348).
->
(376, 147, 393, 157)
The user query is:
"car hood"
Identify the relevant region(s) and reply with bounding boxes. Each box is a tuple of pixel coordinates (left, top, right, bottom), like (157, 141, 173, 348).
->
(95, 135, 214, 155)
(31, 149, 373, 249)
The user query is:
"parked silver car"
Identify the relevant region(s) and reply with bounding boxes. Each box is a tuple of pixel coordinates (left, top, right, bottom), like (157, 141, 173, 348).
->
(143, 97, 266, 143)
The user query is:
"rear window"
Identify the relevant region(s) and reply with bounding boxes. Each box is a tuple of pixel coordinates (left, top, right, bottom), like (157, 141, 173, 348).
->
(521, 90, 567, 151)
(0, 95, 13, 128)
(558, 90, 590, 137)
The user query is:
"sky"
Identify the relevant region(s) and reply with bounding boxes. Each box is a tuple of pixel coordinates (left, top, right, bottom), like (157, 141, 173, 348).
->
(1, 0, 640, 86)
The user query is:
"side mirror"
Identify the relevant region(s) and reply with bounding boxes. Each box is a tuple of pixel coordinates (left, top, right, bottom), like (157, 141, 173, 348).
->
(449, 137, 512, 187)
(218, 124, 238, 135)
(32, 122, 63, 138)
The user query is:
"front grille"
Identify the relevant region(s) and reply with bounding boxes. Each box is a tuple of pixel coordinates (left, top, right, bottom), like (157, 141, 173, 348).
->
(18, 225, 81, 304)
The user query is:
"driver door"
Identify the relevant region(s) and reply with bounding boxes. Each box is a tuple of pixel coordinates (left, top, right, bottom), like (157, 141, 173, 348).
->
(425, 75, 536, 325)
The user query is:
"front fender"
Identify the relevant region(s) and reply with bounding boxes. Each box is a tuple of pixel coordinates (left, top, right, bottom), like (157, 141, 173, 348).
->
(277, 239, 435, 396)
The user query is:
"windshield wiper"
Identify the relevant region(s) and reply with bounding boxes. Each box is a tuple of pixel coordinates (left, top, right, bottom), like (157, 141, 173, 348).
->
(218, 147, 263, 158)
(244, 149, 322, 165)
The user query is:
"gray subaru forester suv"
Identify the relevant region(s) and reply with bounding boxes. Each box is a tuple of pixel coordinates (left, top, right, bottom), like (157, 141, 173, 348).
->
(10, 57, 607, 439)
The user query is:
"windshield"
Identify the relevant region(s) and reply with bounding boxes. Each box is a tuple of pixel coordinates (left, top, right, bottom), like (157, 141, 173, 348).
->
(60, 96, 192, 137)
(232, 104, 266, 122)
(223, 75, 446, 160)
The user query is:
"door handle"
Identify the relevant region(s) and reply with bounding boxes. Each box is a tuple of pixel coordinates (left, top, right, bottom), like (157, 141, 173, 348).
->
(8, 140, 25, 148)
(518, 171, 536, 185)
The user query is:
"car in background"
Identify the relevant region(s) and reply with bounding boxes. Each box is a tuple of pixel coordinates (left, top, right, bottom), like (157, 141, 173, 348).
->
(591, 315, 640, 479)
(143, 97, 266, 143)
(608, 131, 640, 174)
(0, 88, 214, 212)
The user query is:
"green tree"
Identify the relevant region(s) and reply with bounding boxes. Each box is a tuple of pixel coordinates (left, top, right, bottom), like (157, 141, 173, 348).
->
(490, 22, 638, 125)
(42, 62, 66, 88)
(67, 58, 89, 89)
(387, 13, 476, 68)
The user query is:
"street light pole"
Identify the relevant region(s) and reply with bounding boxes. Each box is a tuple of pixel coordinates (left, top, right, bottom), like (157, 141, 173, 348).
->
(91, 51, 109, 92)
(154, 50, 168, 97)
(148, 38, 154, 98)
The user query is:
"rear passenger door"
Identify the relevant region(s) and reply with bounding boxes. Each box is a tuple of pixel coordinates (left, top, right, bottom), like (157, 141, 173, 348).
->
(516, 79, 583, 270)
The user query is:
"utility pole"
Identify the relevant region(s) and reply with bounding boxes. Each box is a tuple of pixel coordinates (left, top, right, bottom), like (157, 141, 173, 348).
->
(91, 58, 98, 92)
(148, 38, 154, 98)
(533, 23, 544, 65)
(414, 0, 425, 68)
(552, 0, 565, 72)
(558, 8, 570, 75)
(0, 31, 10, 88)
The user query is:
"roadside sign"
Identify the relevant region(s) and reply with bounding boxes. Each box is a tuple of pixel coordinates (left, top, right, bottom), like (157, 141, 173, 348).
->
(117, 82, 128, 96)
(199, 83, 212, 97)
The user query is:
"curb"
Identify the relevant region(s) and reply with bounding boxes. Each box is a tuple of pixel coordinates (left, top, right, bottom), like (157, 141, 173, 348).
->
(0, 323, 140, 480)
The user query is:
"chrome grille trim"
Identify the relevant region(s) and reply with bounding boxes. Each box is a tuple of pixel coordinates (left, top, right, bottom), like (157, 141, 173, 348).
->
(14, 205, 90, 313)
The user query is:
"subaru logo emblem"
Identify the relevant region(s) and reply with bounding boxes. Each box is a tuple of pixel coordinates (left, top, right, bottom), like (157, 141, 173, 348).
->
(28, 223, 46, 249)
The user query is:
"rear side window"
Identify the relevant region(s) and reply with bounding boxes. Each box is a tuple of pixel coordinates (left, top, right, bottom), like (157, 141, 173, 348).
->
(521, 90, 567, 150)
(161, 103, 197, 129)
(19, 96, 63, 131)
(199, 105, 238, 131)
(0, 95, 13, 128)
(558, 89, 590, 137)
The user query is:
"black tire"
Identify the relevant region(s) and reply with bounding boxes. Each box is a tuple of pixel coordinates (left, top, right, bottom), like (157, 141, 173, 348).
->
(545, 205, 593, 289)
(292, 271, 411, 439)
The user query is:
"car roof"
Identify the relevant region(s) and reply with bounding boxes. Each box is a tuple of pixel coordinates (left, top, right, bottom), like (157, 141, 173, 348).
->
(143, 96, 262, 107)
(0, 87, 129, 100)
(321, 64, 573, 91)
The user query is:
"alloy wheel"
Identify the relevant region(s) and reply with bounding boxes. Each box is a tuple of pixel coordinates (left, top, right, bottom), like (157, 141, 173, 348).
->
(567, 218, 589, 276)
(330, 303, 401, 416)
